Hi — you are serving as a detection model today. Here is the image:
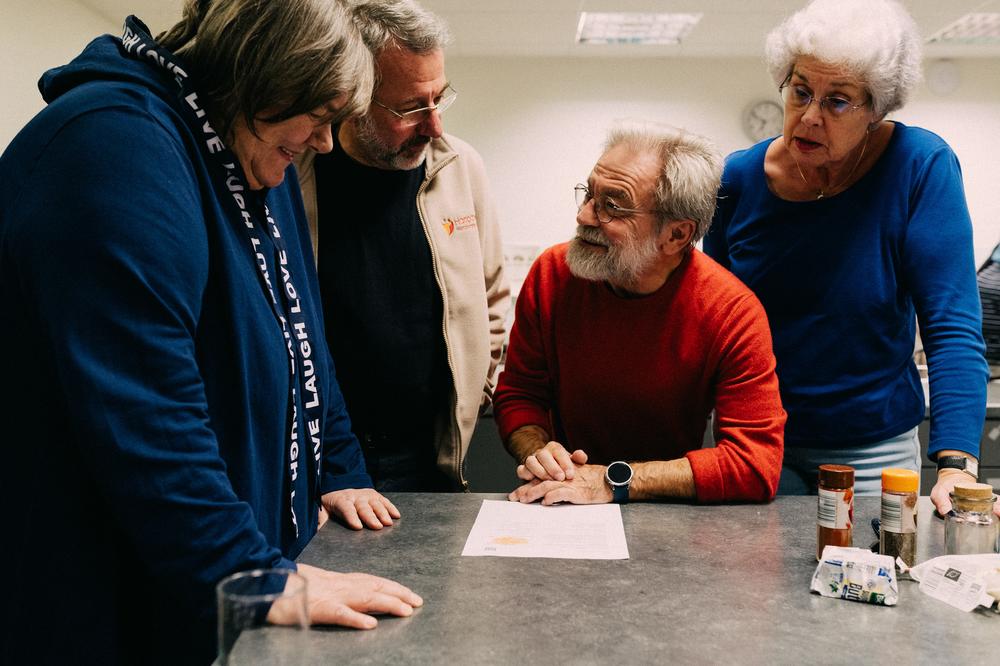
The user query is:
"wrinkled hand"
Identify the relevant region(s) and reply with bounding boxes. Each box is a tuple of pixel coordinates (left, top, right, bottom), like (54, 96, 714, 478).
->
(518, 441, 589, 482)
(930, 469, 999, 517)
(321, 488, 400, 530)
(508, 463, 612, 505)
(268, 563, 422, 630)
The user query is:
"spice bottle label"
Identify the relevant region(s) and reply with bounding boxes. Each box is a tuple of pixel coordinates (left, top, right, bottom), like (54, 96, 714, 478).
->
(818, 487, 853, 529)
(881, 493, 917, 533)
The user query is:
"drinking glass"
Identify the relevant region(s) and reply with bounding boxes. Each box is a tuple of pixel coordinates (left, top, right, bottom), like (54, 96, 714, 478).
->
(216, 568, 309, 665)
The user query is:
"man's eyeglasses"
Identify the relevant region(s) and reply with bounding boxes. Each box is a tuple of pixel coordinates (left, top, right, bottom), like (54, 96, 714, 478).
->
(574, 184, 657, 224)
(372, 85, 458, 127)
(780, 83, 867, 119)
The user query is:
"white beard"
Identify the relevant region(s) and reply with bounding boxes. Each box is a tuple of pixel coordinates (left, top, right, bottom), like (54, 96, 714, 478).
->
(565, 224, 660, 287)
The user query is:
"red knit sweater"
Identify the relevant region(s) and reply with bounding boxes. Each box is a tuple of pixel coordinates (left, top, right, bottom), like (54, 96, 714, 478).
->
(494, 244, 785, 502)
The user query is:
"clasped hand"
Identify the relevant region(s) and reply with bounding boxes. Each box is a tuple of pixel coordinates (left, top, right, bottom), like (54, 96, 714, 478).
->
(508, 441, 612, 505)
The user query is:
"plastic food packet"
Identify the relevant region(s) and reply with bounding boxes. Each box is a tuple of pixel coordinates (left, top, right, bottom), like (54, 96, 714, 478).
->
(904, 554, 1000, 613)
(810, 545, 898, 606)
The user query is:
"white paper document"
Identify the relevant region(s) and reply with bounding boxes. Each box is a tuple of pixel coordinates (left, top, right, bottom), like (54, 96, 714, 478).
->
(461, 500, 629, 560)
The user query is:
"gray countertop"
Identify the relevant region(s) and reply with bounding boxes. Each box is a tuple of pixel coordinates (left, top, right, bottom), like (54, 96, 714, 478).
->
(235, 494, 998, 665)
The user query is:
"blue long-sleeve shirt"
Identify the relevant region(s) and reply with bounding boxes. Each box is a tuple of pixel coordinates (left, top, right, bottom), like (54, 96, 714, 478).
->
(704, 123, 987, 458)
(0, 35, 370, 664)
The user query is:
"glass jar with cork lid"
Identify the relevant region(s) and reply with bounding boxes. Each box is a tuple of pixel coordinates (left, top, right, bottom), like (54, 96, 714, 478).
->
(944, 482, 998, 555)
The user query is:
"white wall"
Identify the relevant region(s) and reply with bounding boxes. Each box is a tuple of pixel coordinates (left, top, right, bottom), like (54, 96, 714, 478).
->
(1, 0, 115, 149)
(3, 10, 997, 266)
(443, 56, 1000, 267)
(904, 59, 1000, 267)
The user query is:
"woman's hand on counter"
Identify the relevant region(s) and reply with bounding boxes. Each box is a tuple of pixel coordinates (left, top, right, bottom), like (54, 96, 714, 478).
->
(321, 488, 400, 530)
(279, 563, 422, 629)
(930, 468, 1000, 517)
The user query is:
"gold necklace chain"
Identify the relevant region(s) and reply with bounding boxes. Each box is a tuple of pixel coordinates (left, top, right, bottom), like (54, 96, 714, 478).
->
(792, 129, 870, 200)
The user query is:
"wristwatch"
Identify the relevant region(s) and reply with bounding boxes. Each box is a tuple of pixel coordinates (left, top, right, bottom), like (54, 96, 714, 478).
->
(936, 455, 979, 480)
(605, 461, 633, 504)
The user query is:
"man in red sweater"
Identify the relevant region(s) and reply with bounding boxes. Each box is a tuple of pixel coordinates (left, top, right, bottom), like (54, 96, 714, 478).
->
(495, 122, 785, 505)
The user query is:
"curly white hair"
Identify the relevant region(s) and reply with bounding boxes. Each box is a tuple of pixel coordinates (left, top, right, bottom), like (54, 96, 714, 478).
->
(764, 0, 923, 118)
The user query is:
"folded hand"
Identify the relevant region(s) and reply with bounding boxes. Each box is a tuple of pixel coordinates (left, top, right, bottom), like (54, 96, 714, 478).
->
(508, 463, 612, 505)
(518, 440, 588, 482)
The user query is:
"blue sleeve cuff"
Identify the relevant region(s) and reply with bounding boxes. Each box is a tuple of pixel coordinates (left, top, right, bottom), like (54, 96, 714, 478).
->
(320, 472, 374, 495)
(927, 438, 980, 461)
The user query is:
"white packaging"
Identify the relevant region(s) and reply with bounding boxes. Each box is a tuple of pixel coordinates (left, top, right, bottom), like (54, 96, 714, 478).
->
(810, 545, 898, 606)
(906, 554, 1000, 613)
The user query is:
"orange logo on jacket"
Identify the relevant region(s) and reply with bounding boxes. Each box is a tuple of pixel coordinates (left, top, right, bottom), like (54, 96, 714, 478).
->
(441, 215, 477, 236)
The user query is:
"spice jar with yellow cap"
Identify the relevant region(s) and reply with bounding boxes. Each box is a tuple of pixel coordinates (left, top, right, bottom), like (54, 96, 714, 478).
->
(944, 483, 997, 555)
(879, 468, 918, 565)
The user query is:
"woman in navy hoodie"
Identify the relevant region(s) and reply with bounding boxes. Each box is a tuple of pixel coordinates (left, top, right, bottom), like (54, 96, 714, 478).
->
(0, 1, 420, 663)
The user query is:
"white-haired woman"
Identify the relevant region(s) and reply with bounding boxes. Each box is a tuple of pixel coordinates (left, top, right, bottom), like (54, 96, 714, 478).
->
(705, 0, 989, 516)
(0, 1, 420, 662)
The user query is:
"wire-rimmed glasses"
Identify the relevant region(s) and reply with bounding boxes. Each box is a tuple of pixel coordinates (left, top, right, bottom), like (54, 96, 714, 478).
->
(372, 85, 458, 127)
(779, 83, 868, 119)
(574, 184, 657, 224)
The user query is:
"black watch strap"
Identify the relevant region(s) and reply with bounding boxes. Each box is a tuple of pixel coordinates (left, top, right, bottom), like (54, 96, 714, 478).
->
(936, 455, 978, 479)
(606, 461, 633, 504)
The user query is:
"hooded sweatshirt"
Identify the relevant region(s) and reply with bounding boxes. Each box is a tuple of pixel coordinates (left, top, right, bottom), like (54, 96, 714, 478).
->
(0, 31, 369, 664)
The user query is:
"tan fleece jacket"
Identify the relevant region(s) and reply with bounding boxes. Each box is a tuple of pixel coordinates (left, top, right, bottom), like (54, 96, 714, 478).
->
(296, 134, 510, 487)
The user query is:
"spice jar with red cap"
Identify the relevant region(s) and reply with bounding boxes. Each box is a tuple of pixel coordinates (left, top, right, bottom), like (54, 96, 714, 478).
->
(817, 464, 854, 561)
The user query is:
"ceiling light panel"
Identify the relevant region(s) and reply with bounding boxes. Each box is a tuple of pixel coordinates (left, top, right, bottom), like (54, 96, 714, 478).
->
(927, 13, 1000, 43)
(576, 12, 703, 45)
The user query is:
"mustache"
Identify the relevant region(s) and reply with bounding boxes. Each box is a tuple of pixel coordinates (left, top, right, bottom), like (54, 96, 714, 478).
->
(574, 225, 609, 247)
(402, 136, 431, 151)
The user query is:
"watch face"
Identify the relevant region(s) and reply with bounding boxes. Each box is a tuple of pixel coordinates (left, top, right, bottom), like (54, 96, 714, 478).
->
(607, 461, 632, 484)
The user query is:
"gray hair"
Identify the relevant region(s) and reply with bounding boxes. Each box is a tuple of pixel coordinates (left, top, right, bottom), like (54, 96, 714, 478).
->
(157, 0, 374, 141)
(604, 121, 723, 245)
(349, 0, 451, 56)
(764, 0, 922, 118)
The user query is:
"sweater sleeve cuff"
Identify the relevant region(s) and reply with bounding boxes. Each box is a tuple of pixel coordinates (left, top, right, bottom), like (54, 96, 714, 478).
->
(684, 449, 726, 503)
(320, 472, 374, 495)
(495, 407, 550, 443)
(927, 438, 981, 461)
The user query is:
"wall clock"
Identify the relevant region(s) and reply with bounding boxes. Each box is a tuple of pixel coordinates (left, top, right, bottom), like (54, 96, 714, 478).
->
(926, 59, 960, 96)
(742, 99, 784, 143)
